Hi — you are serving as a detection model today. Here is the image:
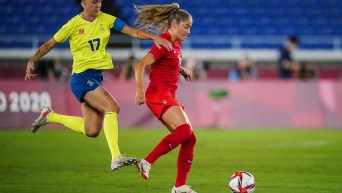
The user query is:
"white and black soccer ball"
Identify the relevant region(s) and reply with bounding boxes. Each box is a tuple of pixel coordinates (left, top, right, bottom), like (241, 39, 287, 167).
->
(228, 171, 256, 193)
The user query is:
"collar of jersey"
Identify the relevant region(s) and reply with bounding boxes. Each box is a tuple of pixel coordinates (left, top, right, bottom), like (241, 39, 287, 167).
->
(78, 13, 98, 23)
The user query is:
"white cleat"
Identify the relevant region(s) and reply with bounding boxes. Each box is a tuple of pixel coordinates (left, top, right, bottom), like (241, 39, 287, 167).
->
(171, 185, 197, 193)
(135, 159, 151, 179)
(111, 154, 136, 171)
(31, 106, 53, 133)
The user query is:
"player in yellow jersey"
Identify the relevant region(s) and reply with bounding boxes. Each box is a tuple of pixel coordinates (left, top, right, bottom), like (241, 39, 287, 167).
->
(24, 0, 172, 171)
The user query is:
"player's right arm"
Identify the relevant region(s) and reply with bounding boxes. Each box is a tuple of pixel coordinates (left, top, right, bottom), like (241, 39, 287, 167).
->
(135, 53, 156, 105)
(121, 25, 172, 51)
(25, 38, 59, 80)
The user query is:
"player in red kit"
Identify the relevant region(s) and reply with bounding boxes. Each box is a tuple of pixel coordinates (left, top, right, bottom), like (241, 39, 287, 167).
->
(133, 3, 196, 193)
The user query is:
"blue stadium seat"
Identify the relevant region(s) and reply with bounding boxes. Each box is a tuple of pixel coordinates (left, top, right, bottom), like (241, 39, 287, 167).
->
(1, 0, 342, 49)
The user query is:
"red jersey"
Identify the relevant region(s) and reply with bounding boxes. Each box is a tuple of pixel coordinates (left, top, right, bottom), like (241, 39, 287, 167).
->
(146, 31, 182, 98)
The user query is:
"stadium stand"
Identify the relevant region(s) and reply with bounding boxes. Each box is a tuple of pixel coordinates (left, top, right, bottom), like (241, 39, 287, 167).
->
(1, 0, 341, 80)
(1, 0, 342, 49)
(115, 0, 342, 49)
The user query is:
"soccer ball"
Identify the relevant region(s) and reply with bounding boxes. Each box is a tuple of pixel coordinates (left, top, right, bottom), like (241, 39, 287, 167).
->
(228, 171, 256, 193)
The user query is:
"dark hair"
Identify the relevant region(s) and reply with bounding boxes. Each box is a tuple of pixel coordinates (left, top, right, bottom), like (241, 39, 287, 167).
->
(288, 35, 299, 45)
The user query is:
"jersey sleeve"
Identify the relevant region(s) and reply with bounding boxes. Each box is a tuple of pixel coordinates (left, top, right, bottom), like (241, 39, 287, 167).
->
(104, 13, 116, 28)
(112, 17, 126, 32)
(53, 19, 74, 43)
(103, 13, 125, 32)
(149, 43, 167, 60)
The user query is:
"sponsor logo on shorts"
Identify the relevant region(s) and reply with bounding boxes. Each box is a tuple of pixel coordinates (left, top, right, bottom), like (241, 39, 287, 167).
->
(162, 100, 167, 104)
(87, 80, 94, 87)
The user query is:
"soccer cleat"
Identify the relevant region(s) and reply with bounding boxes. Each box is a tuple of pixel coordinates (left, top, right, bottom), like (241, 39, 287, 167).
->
(31, 106, 53, 133)
(135, 159, 151, 179)
(171, 185, 197, 193)
(111, 154, 137, 171)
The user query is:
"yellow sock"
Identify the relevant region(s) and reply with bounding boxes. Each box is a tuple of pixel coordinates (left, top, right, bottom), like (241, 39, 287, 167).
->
(103, 112, 121, 159)
(48, 112, 85, 134)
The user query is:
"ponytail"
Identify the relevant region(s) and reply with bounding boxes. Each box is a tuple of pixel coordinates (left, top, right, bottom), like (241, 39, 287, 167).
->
(134, 3, 191, 34)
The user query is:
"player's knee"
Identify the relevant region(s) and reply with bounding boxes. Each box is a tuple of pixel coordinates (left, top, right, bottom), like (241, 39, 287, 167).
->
(85, 129, 100, 138)
(103, 103, 120, 113)
(176, 123, 193, 143)
(189, 133, 197, 146)
(114, 104, 120, 113)
(86, 131, 100, 138)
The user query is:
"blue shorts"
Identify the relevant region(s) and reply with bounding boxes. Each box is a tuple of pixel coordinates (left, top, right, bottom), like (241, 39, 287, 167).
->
(70, 69, 104, 102)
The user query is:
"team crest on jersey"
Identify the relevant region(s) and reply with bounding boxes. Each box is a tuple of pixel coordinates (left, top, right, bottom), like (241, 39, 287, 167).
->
(79, 29, 84, 35)
(99, 24, 104, 31)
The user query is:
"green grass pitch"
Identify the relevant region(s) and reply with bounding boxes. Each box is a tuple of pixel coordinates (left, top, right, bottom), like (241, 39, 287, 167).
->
(0, 128, 341, 193)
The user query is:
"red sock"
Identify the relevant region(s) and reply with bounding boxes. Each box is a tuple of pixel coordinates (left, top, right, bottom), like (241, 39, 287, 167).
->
(145, 124, 193, 165)
(175, 133, 196, 187)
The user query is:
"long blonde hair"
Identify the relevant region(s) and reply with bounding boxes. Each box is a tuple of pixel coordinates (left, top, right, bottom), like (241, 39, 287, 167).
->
(134, 3, 192, 34)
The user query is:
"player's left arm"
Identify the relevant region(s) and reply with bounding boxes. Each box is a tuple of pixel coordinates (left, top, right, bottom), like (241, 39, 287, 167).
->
(180, 66, 192, 81)
(111, 17, 171, 50)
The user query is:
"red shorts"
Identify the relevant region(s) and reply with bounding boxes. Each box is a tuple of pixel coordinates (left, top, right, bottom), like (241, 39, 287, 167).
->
(146, 91, 183, 120)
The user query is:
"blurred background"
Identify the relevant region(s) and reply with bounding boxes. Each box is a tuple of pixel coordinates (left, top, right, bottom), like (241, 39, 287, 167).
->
(1, 0, 342, 129)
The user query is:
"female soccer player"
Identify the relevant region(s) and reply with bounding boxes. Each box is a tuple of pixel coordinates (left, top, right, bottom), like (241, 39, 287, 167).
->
(24, 0, 172, 171)
(134, 3, 197, 193)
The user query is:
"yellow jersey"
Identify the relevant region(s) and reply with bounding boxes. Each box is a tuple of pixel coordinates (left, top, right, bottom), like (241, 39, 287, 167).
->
(54, 11, 120, 73)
